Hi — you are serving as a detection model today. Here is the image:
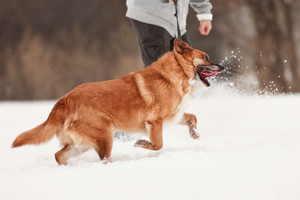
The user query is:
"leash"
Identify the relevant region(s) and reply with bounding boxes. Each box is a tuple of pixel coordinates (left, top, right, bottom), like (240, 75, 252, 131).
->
(173, 0, 183, 40)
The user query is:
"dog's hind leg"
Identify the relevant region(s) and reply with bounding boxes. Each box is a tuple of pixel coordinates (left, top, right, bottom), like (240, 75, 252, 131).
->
(55, 144, 89, 165)
(55, 144, 71, 165)
(180, 113, 200, 139)
(134, 120, 163, 151)
(86, 121, 113, 163)
(94, 133, 113, 164)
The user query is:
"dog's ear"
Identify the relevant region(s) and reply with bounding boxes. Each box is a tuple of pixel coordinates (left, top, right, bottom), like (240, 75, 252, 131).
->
(174, 39, 191, 54)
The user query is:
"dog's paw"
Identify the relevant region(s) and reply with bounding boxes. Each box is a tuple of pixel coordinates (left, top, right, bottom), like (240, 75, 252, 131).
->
(134, 139, 151, 147)
(102, 157, 112, 165)
(190, 129, 200, 140)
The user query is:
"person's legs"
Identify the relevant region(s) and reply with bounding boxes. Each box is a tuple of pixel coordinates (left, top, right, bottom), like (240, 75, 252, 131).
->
(130, 19, 172, 67)
(130, 19, 192, 67)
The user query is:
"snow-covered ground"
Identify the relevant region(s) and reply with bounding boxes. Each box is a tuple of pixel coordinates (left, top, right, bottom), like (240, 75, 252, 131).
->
(1, 85, 300, 200)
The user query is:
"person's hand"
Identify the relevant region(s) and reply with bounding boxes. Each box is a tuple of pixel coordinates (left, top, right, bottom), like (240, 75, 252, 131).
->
(199, 20, 212, 35)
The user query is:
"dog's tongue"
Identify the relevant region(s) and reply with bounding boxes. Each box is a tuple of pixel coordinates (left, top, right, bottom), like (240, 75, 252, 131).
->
(201, 71, 218, 79)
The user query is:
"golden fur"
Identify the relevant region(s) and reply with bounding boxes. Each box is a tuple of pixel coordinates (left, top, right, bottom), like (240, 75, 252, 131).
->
(12, 39, 221, 165)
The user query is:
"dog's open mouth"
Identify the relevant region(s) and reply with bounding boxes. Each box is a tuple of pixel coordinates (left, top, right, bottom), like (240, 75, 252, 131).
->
(197, 67, 219, 87)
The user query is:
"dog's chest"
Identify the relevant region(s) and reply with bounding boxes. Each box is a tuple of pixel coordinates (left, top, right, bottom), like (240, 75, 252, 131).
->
(167, 81, 194, 124)
(174, 92, 192, 121)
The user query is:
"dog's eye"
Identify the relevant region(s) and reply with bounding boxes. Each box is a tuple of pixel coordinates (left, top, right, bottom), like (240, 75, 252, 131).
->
(203, 56, 208, 61)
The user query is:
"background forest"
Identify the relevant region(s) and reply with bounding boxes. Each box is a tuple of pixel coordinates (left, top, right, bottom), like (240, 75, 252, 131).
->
(0, 0, 300, 100)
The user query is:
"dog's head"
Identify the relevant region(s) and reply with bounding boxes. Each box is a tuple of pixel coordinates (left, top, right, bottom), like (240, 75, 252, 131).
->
(173, 39, 224, 87)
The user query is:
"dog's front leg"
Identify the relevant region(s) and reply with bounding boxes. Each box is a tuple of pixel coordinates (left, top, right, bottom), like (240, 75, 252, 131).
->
(181, 113, 200, 139)
(134, 120, 163, 151)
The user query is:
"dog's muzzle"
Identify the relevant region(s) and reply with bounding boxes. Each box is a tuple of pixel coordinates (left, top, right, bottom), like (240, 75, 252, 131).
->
(196, 64, 225, 87)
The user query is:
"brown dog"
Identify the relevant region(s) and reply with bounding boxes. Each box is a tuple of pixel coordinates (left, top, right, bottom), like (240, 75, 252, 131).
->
(12, 39, 224, 165)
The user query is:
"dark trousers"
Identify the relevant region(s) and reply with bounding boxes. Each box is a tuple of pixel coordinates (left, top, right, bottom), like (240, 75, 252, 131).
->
(130, 19, 190, 67)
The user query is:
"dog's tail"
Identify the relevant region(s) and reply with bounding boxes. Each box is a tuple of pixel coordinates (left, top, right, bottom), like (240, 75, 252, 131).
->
(12, 121, 55, 148)
(12, 100, 66, 148)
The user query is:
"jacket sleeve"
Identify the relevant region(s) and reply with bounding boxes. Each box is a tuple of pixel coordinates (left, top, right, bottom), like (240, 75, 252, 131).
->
(189, 0, 213, 21)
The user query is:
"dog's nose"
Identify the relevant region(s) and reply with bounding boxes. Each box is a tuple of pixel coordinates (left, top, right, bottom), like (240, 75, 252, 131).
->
(215, 64, 225, 71)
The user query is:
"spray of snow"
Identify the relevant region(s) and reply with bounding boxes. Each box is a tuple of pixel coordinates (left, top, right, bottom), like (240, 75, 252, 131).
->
(215, 49, 293, 95)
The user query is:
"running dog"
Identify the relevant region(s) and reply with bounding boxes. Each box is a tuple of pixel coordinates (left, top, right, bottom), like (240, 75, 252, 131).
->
(12, 39, 224, 165)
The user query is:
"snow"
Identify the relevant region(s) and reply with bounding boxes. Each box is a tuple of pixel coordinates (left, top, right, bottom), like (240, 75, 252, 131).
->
(1, 85, 300, 200)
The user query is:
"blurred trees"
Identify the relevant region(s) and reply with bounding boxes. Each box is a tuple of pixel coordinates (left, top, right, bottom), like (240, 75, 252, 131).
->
(0, 0, 142, 100)
(248, 0, 299, 92)
(0, 0, 300, 100)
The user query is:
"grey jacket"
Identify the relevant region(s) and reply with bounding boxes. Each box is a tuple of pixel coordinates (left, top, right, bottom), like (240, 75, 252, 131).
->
(126, 0, 213, 37)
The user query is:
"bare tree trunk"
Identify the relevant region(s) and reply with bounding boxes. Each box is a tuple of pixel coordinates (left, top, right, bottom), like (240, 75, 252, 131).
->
(248, 0, 299, 93)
